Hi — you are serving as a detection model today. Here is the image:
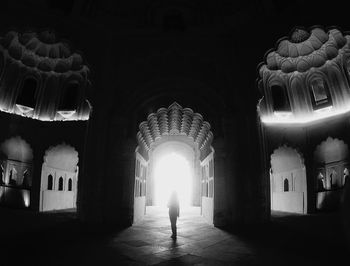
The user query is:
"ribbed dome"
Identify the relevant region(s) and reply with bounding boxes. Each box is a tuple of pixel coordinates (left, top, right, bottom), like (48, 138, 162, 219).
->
(0, 30, 87, 73)
(137, 102, 213, 152)
(263, 27, 347, 73)
(290, 28, 310, 43)
(0, 29, 91, 121)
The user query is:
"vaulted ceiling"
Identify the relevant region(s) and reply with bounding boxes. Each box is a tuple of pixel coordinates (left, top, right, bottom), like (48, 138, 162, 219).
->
(137, 102, 213, 155)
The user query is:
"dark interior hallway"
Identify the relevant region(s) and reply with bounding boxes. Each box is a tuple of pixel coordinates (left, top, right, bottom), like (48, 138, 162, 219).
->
(0, 206, 348, 266)
(1, 1, 350, 265)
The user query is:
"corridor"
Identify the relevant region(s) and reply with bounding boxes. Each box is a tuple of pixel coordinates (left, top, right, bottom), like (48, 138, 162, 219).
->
(111, 206, 255, 265)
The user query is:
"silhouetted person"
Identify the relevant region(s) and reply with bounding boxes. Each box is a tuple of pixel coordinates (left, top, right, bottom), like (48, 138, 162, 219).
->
(167, 191, 179, 239)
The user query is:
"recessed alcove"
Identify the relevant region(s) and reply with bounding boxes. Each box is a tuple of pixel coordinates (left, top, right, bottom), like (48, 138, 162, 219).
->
(133, 102, 215, 226)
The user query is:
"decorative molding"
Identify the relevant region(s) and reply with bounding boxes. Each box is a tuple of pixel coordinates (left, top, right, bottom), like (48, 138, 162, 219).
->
(137, 102, 213, 153)
(0, 29, 92, 121)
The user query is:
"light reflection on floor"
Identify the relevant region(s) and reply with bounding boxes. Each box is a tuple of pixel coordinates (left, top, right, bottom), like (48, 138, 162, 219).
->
(112, 206, 253, 265)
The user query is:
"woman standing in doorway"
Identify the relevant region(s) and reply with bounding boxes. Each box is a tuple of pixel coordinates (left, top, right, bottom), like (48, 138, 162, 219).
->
(167, 191, 180, 239)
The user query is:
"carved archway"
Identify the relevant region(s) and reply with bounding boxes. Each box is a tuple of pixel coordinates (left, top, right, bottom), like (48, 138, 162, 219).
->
(270, 145, 307, 214)
(314, 137, 349, 210)
(40, 143, 79, 211)
(134, 102, 215, 224)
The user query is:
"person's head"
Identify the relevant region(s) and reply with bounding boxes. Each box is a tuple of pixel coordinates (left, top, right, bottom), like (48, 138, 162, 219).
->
(170, 190, 178, 200)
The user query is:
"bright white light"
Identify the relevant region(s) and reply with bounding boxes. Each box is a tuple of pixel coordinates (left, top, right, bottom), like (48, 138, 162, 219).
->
(16, 104, 34, 114)
(154, 152, 192, 207)
(273, 111, 292, 118)
(22, 191, 30, 207)
(0, 104, 89, 121)
(260, 104, 350, 125)
(57, 110, 76, 119)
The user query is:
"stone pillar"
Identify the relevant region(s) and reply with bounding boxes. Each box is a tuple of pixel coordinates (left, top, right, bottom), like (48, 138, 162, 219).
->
(304, 137, 316, 213)
(146, 152, 153, 206)
(101, 115, 136, 226)
(212, 137, 228, 226)
(77, 108, 109, 223)
(193, 148, 201, 206)
(31, 146, 46, 211)
(257, 119, 271, 222)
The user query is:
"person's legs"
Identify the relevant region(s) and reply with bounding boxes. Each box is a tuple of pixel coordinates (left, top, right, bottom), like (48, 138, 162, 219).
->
(170, 215, 177, 238)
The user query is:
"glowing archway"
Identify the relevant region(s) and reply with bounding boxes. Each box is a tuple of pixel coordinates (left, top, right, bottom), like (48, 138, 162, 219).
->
(133, 102, 214, 224)
(152, 142, 195, 207)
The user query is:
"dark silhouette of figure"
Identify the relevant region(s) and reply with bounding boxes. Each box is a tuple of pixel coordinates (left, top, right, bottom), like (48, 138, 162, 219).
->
(167, 191, 179, 239)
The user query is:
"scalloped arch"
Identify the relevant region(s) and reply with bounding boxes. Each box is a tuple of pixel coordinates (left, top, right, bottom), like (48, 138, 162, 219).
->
(0, 136, 33, 162)
(137, 102, 213, 153)
(314, 137, 349, 163)
(271, 145, 305, 173)
(43, 143, 79, 172)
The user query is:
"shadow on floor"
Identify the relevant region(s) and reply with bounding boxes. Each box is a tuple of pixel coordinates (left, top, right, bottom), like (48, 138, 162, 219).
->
(0, 206, 349, 266)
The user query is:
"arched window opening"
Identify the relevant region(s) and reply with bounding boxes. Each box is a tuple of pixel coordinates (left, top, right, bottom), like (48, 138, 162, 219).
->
(163, 9, 186, 32)
(310, 79, 331, 109)
(68, 178, 72, 191)
(58, 82, 79, 111)
(284, 178, 289, 192)
(22, 170, 30, 188)
(58, 177, 64, 191)
(16, 78, 38, 108)
(47, 174, 53, 190)
(317, 172, 325, 191)
(270, 85, 291, 112)
(270, 146, 307, 214)
(328, 173, 333, 190)
(9, 169, 17, 186)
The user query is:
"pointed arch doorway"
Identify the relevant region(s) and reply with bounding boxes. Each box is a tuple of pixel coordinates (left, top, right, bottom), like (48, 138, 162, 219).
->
(133, 102, 215, 225)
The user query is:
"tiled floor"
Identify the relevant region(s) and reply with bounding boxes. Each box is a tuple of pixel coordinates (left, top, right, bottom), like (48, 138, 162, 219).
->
(1, 206, 349, 265)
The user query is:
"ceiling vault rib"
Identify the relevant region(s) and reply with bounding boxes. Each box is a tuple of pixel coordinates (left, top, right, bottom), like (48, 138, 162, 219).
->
(137, 102, 213, 152)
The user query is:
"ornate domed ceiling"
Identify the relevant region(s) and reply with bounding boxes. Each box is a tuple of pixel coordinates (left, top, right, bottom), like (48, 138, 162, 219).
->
(1, 30, 87, 73)
(257, 26, 350, 125)
(137, 102, 213, 157)
(263, 27, 347, 73)
(0, 29, 91, 121)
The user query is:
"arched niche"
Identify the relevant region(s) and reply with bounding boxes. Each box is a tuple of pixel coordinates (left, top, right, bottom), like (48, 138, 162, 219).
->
(314, 137, 349, 210)
(0, 136, 33, 163)
(56, 79, 82, 120)
(270, 84, 291, 112)
(58, 81, 80, 113)
(0, 29, 91, 121)
(0, 136, 33, 208)
(40, 143, 79, 211)
(16, 77, 38, 108)
(43, 143, 78, 172)
(270, 145, 307, 214)
(314, 137, 349, 164)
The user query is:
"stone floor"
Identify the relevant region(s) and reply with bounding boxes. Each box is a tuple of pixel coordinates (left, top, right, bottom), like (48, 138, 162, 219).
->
(1, 206, 349, 266)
